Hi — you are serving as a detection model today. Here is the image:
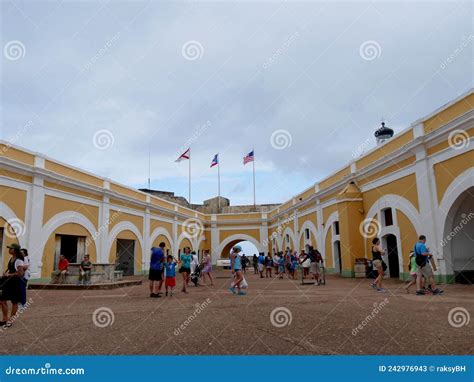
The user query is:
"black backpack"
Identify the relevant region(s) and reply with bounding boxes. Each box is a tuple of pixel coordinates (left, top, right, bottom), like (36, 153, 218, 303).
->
(414, 245, 426, 266)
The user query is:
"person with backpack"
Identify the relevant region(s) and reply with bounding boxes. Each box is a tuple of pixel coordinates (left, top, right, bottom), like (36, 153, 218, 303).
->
(370, 238, 387, 292)
(414, 235, 443, 295)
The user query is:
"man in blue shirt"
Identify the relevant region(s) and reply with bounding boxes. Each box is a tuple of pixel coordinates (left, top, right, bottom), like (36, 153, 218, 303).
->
(414, 235, 443, 295)
(149, 242, 166, 298)
(257, 252, 265, 278)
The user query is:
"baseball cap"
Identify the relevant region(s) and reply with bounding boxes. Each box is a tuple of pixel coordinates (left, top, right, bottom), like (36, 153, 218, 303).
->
(7, 243, 21, 250)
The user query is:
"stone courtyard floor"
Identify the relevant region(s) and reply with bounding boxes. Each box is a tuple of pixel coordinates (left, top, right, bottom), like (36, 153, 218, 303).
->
(2, 270, 473, 355)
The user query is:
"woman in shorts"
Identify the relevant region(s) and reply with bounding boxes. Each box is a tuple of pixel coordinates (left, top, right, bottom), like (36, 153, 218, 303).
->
(179, 247, 192, 293)
(370, 238, 386, 292)
(201, 250, 214, 286)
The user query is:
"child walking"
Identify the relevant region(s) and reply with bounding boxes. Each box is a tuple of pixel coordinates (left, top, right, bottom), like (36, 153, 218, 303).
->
(164, 255, 177, 296)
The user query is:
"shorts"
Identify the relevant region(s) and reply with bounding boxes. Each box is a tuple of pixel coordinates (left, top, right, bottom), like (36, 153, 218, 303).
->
(372, 259, 382, 269)
(258, 263, 264, 272)
(416, 264, 433, 278)
(148, 269, 163, 281)
(179, 267, 191, 274)
(165, 277, 176, 287)
(310, 262, 320, 274)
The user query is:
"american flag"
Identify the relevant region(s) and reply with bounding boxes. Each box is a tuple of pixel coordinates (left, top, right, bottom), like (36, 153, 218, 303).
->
(243, 150, 254, 165)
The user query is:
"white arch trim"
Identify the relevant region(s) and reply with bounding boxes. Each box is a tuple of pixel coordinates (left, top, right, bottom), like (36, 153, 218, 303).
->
(438, 168, 474, 224)
(0, 202, 27, 248)
(365, 194, 422, 236)
(216, 233, 265, 259)
(149, 227, 174, 249)
(107, 221, 144, 260)
(40, 211, 98, 260)
(282, 226, 297, 249)
(322, 211, 339, 264)
(298, 219, 319, 243)
(177, 232, 198, 251)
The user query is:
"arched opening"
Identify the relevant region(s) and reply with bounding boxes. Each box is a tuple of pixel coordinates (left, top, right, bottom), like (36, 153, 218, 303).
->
(333, 240, 342, 274)
(443, 186, 474, 284)
(221, 240, 260, 259)
(382, 234, 400, 278)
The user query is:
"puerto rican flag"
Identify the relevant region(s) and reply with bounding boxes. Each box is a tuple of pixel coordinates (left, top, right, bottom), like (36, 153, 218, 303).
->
(210, 153, 219, 167)
(243, 150, 254, 165)
(175, 148, 190, 162)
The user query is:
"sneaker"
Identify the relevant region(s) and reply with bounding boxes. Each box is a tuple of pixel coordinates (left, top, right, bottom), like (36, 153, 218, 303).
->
(370, 283, 377, 290)
(151, 293, 161, 298)
(416, 290, 425, 295)
(237, 291, 247, 295)
(229, 287, 236, 294)
(432, 288, 444, 295)
(376, 288, 387, 293)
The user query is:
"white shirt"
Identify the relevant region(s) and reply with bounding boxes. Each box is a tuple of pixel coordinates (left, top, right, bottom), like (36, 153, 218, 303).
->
(22, 256, 31, 280)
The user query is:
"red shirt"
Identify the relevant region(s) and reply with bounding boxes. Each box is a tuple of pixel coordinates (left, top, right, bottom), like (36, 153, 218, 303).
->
(58, 258, 69, 271)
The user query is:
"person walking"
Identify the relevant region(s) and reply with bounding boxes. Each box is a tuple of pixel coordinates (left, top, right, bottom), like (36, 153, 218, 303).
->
(404, 251, 418, 294)
(230, 245, 245, 295)
(201, 250, 214, 286)
(19, 248, 30, 307)
(252, 254, 258, 274)
(179, 247, 192, 293)
(0, 243, 25, 327)
(149, 243, 165, 298)
(164, 255, 177, 296)
(257, 252, 265, 278)
(370, 238, 386, 292)
(265, 253, 273, 278)
(414, 235, 443, 295)
(241, 254, 248, 274)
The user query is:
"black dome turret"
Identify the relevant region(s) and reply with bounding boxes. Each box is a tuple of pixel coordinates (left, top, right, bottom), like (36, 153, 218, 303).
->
(374, 122, 394, 143)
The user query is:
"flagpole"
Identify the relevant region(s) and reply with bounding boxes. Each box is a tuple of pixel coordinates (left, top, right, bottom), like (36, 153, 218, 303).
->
(188, 148, 191, 204)
(217, 153, 221, 210)
(252, 149, 256, 208)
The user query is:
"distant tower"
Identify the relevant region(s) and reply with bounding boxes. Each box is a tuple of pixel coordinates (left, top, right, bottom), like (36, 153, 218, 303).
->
(374, 121, 394, 145)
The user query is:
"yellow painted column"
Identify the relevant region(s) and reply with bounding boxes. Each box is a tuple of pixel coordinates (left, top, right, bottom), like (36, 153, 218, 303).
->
(336, 182, 365, 277)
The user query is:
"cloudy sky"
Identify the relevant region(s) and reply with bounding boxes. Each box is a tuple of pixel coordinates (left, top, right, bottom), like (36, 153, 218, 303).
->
(1, 0, 472, 206)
